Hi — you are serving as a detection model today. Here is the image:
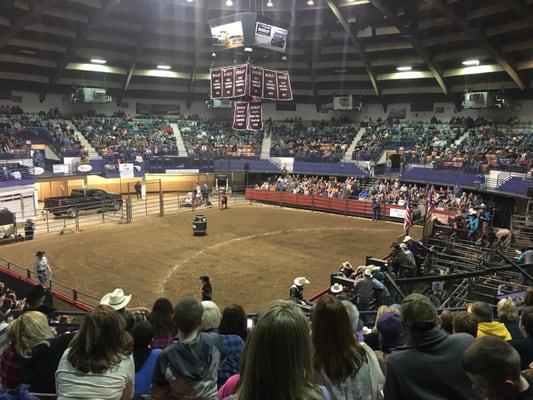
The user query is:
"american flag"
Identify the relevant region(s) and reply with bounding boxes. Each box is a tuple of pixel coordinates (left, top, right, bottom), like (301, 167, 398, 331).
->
(404, 202, 413, 232)
(426, 186, 434, 222)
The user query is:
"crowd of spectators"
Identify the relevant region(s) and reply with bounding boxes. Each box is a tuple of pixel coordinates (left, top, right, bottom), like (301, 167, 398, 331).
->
(268, 119, 357, 162)
(179, 120, 263, 159)
(74, 117, 177, 162)
(2, 278, 533, 399)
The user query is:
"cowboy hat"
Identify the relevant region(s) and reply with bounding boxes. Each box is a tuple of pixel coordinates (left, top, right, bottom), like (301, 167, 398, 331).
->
(100, 288, 132, 310)
(330, 283, 344, 294)
(403, 236, 412, 242)
(364, 267, 374, 277)
(468, 208, 477, 215)
(341, 261, 353, 269)
(399, 243, 408, 250)
(294, 277, 310, 286)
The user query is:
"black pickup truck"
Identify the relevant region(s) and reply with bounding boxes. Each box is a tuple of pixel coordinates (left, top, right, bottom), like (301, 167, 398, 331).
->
(44, 189, 123, 217)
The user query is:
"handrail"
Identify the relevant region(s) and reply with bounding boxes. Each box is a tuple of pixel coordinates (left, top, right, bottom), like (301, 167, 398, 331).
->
(0, 256, 99, 309)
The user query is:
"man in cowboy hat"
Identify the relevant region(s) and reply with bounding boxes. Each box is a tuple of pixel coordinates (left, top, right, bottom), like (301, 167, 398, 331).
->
(353, 266, 385, 324)
(330, 283, 344, 297)
(289, 277, 312, 306)
(33, 251, 52, 285)
(339, 261, 355, 278)
(100, 288, 132, 320)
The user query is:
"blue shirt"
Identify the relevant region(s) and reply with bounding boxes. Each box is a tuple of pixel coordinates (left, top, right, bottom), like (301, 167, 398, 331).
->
(218, 334, 244, 387)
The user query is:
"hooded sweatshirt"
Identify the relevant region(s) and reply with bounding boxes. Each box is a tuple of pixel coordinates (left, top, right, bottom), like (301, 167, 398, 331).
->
(151, 331, 225, 400)
(477, 321, 512, 341)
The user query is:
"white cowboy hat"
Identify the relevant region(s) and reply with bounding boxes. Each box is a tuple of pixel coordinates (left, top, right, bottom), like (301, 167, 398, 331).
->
(403, 236, 413, 242)
(341, 261, 353, 269)
(364, 267, 374, 277)
(330, 283, 344, 294)
(100, 288, 132, 310)
(294, 277, 310, 286)
(468, 208, 477, 215)
(399, 243, 408, 250)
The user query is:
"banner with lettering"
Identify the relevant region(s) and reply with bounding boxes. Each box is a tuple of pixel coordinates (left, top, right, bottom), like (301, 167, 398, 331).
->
(234, 65, 248, 98)
(232, 102, 248, 130)
(276, 71, 293, 101)
(250, 65, 264, 98)
(222, 67, 235, 98)
(247, 102, 262, 130)
(210, 68, 222, 99)
(262, 69, 278, 100)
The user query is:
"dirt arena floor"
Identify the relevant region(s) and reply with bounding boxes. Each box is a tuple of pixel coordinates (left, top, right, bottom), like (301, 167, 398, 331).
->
(0, 204, 420, 312)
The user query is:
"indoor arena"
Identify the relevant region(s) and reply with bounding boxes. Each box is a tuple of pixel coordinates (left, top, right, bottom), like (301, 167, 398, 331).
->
(0, 0, 533, 399)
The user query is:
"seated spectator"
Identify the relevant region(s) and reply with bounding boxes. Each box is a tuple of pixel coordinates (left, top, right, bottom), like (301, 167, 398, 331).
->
(10, 310, 73, 394)
(0, 325, 22, 389)
(228, 299, 329, 400)
(312, 295, 384, 400)
(151, 297, 224, 400)
(511, 306, 533, 370)
(453, 312, 478, 338)
(364, 305, 392, 350)
(55, 305, 134, 399)
(440, 310, 455, 335)
(377, 312, 405, 355)
(201, 301, 244, 387)
(0, 309, 8, 354)
(383, 293, 479, 400)
(131, 320, 161, 397)
(469, 301, 512, 341)
(218, 304, 248, 342)
(100, 287, 132, 323)
(498, 298, 523, 339)
(463, 336, 533, 399)
(149, 297, 176, 349)
(342, 300, 365, 342)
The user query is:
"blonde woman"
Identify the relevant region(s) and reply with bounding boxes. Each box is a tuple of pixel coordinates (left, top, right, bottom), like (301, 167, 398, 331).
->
(55, 305, 134, 400)
(10, 310, 73, 394)
(228, 300, 328, 400)
(363, 305, 391, 350)
(497, 298, 522, 339)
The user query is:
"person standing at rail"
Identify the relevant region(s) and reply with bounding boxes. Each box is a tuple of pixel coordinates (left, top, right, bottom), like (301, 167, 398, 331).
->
(33, 251, 52, 285)
(221, 191, 228, 210)
(135, 181, 142, 200)
(200, 276, 212, 301)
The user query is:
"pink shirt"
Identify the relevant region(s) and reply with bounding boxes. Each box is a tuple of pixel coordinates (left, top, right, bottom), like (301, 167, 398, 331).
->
(217, 374, 240, 400)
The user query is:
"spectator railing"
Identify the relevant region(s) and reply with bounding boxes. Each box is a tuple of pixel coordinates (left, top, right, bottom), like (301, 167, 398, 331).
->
(0, 256, 98, 310)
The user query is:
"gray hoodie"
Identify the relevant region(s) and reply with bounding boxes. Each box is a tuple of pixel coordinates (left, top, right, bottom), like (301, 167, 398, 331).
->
(151, 331, 225, 400)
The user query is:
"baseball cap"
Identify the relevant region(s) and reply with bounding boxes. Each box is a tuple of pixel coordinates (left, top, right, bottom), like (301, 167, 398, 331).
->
(401, 293, 438, 328)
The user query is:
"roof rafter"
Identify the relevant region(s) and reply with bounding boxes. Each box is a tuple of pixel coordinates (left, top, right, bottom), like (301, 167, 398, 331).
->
(48, 0, 124, 90)
(368, 0, 448, 95)
(495, 0, 533, 26)
(298, 27, 319, 110)
(0, 0, 59, 50)
(186, 0, 209, 110)
(424, 0, 526, 90)
(324, 0, 380, 96)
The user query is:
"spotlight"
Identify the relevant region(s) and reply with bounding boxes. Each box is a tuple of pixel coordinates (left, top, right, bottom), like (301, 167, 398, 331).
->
(90, 58, 106, 64)
(187, 0, 194, 2)
(212, 52, 217, 58)
(281, 55, 288, 61)
(226, 0, 233, 6)
(307, 0, 314, 4)
(244, 47, 253, 52)
(157, 65, 171, 70)
(396, 66, 412, 72)
(267, 0, 273, 6)
(462, 59, 480, 66)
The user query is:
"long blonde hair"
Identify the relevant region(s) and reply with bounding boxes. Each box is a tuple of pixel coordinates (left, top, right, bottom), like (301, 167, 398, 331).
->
(236, 300, 323, 400)
(9, 311, 54, 358)
(497, 298, 519, 322)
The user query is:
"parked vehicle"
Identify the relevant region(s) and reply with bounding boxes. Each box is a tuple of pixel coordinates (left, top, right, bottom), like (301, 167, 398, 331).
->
(44, 189, 122, 218)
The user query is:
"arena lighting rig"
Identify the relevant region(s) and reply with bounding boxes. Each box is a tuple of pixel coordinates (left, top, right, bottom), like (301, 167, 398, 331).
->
(208, 12, 292, 130)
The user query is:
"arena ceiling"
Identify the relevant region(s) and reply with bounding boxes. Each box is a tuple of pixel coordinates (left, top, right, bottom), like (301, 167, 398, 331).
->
(1, 0, 533, 107)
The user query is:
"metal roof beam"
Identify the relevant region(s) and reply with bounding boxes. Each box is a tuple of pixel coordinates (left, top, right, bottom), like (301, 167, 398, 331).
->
(48, 0, 124, 90)
(368, 0, 448, 95)
(424, 0, 526, 90)
(0, 0, 59, 50)
(324, 0, 380, 96)
(496, 0, 533, 26)
(186, 0, 209, 110)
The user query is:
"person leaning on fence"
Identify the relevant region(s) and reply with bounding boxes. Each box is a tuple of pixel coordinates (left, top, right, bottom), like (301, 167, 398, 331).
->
(24, 219, 35, 241)
(33, 251, 52, 285)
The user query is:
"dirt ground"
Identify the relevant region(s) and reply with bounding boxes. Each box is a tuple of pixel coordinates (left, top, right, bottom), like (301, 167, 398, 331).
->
(0, 204, 420, 312)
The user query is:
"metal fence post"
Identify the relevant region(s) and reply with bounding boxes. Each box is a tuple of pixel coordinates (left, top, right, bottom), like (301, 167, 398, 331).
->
(159, 189, 164, 217)
(46, 212, 49, 233)
(75, 206, 80, 231)
(101, 199, 105, 222)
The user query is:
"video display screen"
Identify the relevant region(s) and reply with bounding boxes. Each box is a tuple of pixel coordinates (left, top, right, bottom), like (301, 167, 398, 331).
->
(253, 21, 288, 53)
(211, 21, 245, 50)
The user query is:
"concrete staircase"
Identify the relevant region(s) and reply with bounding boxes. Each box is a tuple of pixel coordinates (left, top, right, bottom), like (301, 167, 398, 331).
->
(343, 127, 366, 162)
(65, 120, 100, 160)
(170, 123, 189, 157)
(260, 133, 272, 160)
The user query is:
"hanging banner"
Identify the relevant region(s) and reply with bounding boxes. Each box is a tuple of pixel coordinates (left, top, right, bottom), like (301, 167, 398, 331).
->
(247, 102, 263, 130)
(233, 102, 248, 130)
(250, 65, 264, 98)
(234, 64, 248, 98)
(276, 71, 293, 101)
(222, 67, 235, 98)
(210, 68, 222, 99)
(263, 69, 278, 100)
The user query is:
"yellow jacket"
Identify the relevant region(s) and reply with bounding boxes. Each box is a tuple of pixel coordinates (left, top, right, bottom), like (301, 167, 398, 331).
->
(477, 321, 512, 341)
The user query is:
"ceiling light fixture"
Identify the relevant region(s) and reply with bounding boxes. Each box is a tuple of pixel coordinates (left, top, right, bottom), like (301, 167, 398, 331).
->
(462, 59, 480, 66)
(396, 66, 412, 72)
(90, 58, 106, 64)
(157, 65, 171, 70)
(267, 0, 273, 6)
(307, 0, 314, 5)
(226, 0, 233, 6)
(187, 0, 194, 2)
